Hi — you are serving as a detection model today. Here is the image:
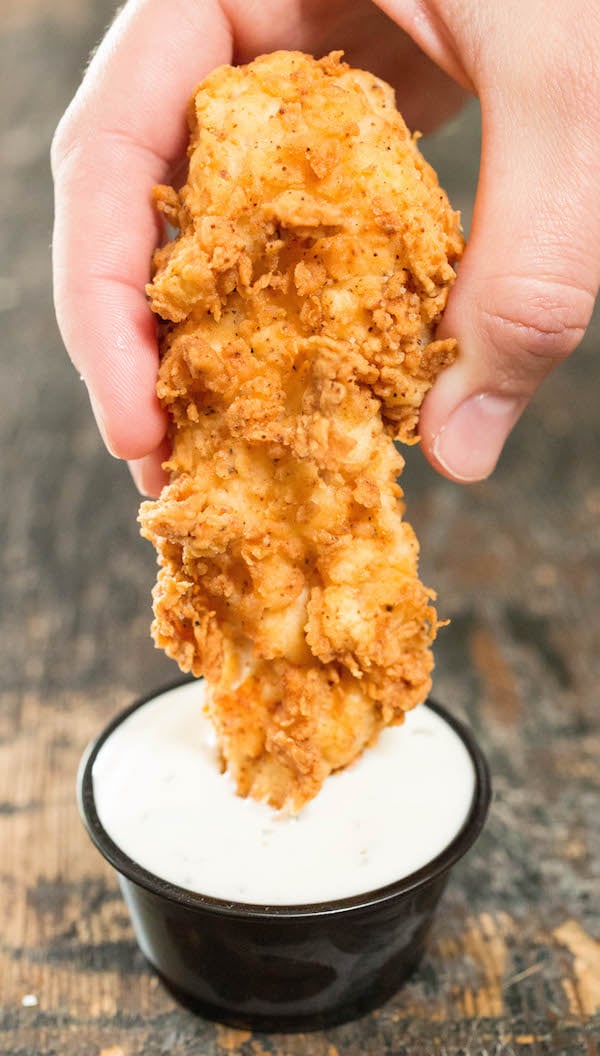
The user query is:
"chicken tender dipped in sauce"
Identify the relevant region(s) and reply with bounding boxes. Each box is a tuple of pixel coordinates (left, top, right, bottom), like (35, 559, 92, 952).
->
(139, 50, 464, 810)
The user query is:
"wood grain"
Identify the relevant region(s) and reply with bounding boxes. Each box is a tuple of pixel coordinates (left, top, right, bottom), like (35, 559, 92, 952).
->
(1, 2, 599, 1053)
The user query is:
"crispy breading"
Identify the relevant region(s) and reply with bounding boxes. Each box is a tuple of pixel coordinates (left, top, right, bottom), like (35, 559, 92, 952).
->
(139, 51, 463, 810)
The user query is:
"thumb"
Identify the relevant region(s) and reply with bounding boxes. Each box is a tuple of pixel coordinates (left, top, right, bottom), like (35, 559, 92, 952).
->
(420, 89, 600, 482)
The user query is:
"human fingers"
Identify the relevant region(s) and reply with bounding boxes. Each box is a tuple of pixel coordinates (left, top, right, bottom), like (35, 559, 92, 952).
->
(51, 0, 232, 461)
(375, 0, 600, 481)
(419, 40, 600, 479)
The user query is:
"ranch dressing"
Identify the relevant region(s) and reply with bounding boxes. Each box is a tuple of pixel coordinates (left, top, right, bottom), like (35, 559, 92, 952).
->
(93, 681, 475, 905)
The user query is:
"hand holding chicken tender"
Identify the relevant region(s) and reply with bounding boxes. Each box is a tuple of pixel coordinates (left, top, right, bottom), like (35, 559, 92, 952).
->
(139, 51, 463, 810)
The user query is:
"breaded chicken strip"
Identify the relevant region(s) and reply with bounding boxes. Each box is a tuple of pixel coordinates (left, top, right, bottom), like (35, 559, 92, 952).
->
(139, 51, 463, 810)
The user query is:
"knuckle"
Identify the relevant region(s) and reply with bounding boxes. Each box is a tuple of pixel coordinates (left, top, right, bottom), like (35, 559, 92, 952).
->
(498, 13, 600, 115)
(481, 281, 594, 365)
(547, 26, 599, 111)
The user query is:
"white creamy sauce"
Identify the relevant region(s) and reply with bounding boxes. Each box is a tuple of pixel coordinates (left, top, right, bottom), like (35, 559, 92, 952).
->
(93, 681, 475, 905)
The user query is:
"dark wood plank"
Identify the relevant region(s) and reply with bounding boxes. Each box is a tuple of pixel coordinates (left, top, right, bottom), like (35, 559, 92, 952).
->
(1, 3, 598, 1054)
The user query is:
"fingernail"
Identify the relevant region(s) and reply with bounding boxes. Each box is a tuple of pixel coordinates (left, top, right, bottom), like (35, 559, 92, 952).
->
(87, 390, 119, 458)
(128, 453, 170, 498)
(432, 393, 525, 482)
(129, 458, 151, 497)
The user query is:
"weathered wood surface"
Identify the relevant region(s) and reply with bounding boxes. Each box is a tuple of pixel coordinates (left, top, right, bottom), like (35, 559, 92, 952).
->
(1, 3, 599, 1054)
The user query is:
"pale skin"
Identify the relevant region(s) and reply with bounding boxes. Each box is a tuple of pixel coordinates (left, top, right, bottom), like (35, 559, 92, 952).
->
(52, 0, 600, 497)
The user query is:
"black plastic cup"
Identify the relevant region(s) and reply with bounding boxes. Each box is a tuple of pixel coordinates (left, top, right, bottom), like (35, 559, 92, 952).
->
(77, 682, 491, 1032)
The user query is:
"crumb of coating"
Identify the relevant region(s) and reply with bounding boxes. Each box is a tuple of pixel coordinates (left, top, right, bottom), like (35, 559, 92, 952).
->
(139, 50, 464, 811)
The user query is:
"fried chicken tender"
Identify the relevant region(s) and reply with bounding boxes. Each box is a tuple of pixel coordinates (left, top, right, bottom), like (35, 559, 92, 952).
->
(139, 50, 464, 810)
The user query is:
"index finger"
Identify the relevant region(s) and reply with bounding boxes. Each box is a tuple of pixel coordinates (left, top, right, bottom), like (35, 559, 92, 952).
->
(51, 0, 232, 460)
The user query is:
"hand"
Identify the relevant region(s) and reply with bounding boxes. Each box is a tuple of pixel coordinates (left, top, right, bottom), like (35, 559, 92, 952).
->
(52, 0, 599, 495)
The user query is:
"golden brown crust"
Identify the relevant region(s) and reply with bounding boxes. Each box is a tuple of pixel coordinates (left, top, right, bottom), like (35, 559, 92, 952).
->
(139, 51, 463, 810)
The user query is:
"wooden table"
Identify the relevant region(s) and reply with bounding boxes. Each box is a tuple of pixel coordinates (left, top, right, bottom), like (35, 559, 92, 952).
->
(1, 3, 599, 1053)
